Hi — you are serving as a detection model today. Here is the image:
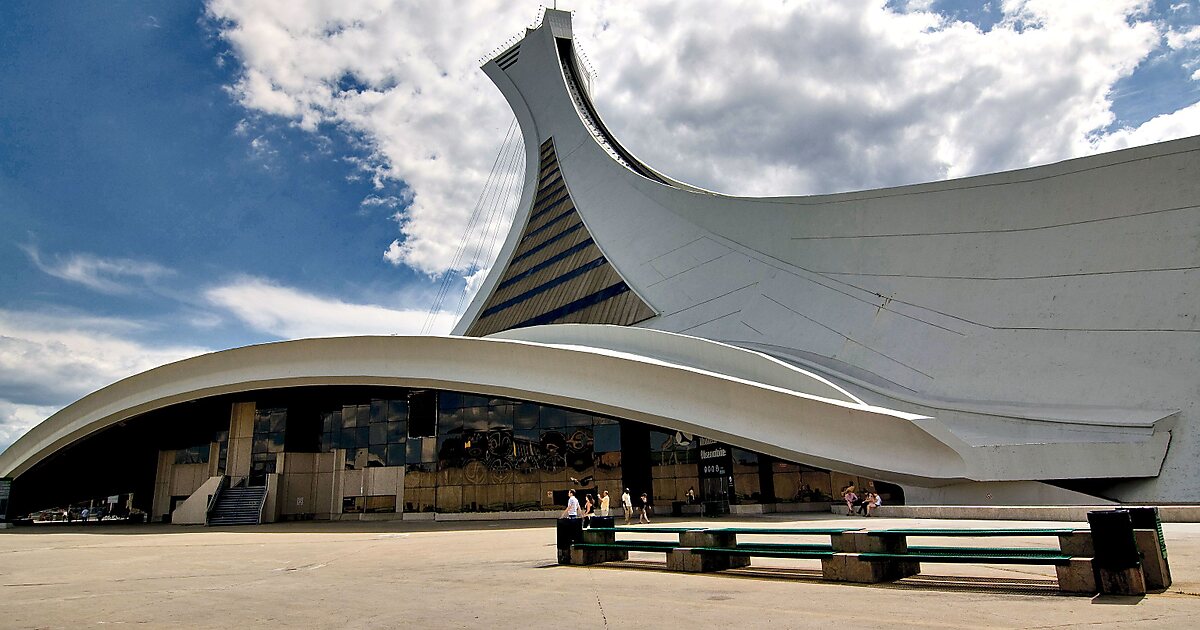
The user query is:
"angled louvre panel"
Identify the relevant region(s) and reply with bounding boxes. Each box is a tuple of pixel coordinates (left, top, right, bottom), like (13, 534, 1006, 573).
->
(465, 139, 654, 337)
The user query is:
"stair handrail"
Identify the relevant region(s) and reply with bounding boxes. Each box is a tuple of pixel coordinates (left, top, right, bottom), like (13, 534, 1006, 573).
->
(204, 475, 229, 526)
(254, 481, 269, 525)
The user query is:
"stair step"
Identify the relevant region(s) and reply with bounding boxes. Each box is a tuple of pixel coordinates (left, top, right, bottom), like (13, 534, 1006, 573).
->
(206, 485, 267, 526)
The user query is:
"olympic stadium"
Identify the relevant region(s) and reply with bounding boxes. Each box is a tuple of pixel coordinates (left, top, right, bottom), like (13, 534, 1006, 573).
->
(1, 10, 1196, 525)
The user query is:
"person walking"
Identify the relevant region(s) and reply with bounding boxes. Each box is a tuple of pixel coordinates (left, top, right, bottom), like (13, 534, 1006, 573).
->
(561, 489, 580, 519)
(599, 490, 611, 517)
(639, 493, 652, 524)
(582, 494, 595, 526)
(621, 488, 633, 524)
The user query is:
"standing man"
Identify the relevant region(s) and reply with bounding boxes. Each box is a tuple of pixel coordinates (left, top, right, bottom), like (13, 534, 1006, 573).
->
(561, 489, 580, 519)
(599, 490, 611, 517)
(621, 488, 633, 524)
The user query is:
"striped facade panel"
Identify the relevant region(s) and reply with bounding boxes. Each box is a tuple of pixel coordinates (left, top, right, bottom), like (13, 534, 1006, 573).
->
(465, 138, 655, 337)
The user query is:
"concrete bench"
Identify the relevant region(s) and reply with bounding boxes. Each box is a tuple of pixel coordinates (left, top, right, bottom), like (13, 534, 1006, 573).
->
(833, 528, 1096, 591)
(562, 522, 1168, 595)
(570, 526, 856, 571)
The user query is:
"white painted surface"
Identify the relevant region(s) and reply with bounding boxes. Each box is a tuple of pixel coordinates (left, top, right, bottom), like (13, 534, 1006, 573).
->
(457, 11, 1196, 502)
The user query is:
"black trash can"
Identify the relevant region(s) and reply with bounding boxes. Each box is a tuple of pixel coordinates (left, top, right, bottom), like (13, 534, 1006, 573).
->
(590, 515, 615, 529)
(556, 517, 584, 564)
(672, 501, 685, 517)
(1087, 509, 1141, 569)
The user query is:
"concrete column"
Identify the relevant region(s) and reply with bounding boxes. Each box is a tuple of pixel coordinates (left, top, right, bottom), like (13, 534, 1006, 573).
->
(151, 451, 173, 521)
(225, 402, 255, 482)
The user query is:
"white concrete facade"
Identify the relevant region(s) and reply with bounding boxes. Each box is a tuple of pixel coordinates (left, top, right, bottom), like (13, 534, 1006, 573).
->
(1, 11, 1194, 506)
(457, 11, 1194, 502)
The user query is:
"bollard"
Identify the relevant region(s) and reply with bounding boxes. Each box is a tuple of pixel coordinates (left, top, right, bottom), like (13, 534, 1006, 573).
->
(556, 517, 584, 565)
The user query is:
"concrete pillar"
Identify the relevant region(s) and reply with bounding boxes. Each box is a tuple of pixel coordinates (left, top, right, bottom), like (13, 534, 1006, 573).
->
(151, 451, 173, 521)
(226, 402, 255, 482)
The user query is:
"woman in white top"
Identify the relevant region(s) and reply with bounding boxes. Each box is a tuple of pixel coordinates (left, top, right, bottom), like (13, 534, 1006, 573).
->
(865, 492, 882, 516)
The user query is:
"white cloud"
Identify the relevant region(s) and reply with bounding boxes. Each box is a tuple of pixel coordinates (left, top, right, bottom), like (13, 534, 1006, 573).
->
(207, 0, 1200, 278)
(205, 276, 457, 338)
(0, 309, 209, 452)
(1166, 25, 1200, 49)
(21, 245, 174, 294)
(0, 401, 61, 456)
(1091, 99, 1200, 150)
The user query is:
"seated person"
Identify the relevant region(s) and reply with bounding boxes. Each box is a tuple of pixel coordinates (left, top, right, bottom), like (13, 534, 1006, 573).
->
(865, 492, 883, 516)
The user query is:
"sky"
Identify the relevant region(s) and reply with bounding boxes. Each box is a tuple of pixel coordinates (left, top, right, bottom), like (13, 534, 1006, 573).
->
(2, 0, 1199, 452)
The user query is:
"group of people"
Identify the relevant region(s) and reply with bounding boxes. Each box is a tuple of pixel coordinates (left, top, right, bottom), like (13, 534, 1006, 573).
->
(841, 484, 882, 516)
(560, 488, 652, 524)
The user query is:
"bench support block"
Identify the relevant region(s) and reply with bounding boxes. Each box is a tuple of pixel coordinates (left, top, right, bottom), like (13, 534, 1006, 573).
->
(832, 532, 907, 554)
(666, 548, 750, 573)
(1054, 558, 1097, 594)
(1057, 532, 1094, 557)
(680, 531, 738, 549)
(1134, 529, 1171, 591)
(568, 547, 629, 565)
(1096, 565, 1147, 596)
(822, 554, 919, 583)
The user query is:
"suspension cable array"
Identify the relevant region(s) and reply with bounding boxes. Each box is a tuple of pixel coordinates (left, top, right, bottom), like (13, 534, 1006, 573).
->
(421, 119, 525, 334)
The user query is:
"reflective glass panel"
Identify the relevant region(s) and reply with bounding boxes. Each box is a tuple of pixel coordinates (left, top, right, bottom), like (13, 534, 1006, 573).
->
(514, 403, 539, 429)
(367, 443, 386, 467)
(369, 423, 387, 445)
(385, 443, 406, 467)
(594, 424, 620, 453)
(387, 399, 408, 422)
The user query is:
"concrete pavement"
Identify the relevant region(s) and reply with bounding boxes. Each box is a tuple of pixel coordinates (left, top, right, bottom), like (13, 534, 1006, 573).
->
(2, 513, 1198, 628)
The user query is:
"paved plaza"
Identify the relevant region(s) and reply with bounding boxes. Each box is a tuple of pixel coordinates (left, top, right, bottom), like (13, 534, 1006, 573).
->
(2, 514, 1199, 628)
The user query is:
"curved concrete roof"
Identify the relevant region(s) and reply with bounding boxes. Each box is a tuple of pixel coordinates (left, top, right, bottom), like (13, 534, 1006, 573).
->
(488, 324, 865, 405)
(1, 333, 968, 485)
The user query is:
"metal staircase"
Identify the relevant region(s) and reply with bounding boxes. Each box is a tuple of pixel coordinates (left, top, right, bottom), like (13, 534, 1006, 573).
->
(206, 482, 266, 526)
